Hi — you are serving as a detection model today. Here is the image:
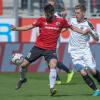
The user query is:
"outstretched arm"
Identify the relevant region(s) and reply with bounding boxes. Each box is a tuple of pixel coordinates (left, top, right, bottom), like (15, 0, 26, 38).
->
(11, 24, 34, 31)
(70, 26, 99, 41)
(87, 21, 99, 41)
(89, 29, 99, 41)
(70, 25, 89, 34)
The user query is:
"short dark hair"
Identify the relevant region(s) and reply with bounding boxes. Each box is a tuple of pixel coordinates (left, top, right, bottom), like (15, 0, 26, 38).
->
(48, 0, 56, 2)
(75, 4, 86, 12)
(44, 4, 54, 13)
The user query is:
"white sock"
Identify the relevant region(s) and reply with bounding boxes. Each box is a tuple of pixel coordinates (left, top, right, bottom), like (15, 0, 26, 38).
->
(49, 69, 57, 89)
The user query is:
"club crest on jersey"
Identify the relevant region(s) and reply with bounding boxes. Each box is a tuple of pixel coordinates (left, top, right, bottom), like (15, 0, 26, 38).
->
(56, 22, 60, 26)
(80, 26, 84, 30)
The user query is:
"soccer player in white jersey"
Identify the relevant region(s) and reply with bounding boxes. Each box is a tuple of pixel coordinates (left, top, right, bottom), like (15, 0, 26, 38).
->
(68, 5, 100, 96)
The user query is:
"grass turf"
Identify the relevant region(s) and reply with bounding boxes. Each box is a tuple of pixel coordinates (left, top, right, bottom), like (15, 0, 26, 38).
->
(0, 72, 100, 100)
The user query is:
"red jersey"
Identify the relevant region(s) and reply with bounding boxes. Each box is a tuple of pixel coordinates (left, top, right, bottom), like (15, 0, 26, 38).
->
(32, 16, 72, 50)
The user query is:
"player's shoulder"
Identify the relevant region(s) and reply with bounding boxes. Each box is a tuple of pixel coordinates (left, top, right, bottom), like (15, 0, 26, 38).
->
(86, 19, 95, 30)
(38, 16, 46, 21)
(56, 16, 67, 22)
(69, 17, 77, 22)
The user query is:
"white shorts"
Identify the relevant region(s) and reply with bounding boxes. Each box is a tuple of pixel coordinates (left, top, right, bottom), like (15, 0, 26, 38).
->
(69, 47, 96, 70)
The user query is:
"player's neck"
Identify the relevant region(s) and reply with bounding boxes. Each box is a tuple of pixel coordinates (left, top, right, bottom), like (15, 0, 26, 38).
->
(47, 15, 56, 23)
(77, 17, 85, 23)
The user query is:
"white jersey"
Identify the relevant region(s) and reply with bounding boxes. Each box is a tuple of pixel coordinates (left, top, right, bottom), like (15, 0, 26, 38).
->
(68, 18, 94, 52)
(68, 18, 97, 70)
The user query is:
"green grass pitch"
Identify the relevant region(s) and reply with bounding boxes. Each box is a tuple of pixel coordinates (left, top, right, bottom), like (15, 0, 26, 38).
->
(0, 72, 100, 100)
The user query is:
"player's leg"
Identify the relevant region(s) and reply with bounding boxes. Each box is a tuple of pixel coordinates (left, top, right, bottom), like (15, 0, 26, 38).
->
(55, 72, 61, 85)
(48, 64, 61, 85)
(81, 69, 100, 96)
(75, 64, 100, 96)
(57, 61, 74, 83)
(44, 50, 57, 96)
(57, 61, 70, 73)
(16, 46, 43, 90)
(16, 59, 29, 90)
(88, 65, 100, 84)
(70, 51, 100, 96)
(90, 69, 100, 96)
(83, 48, 100, 85)
(49, 59, 57, 96)
(56, 42, 74, 84)
(55, 43, 61, 84)
(82, 48, 100, 96)
(91, 69, 100, 84)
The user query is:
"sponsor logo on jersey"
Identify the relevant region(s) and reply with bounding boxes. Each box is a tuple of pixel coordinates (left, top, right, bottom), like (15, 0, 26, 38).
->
(45, 26, 59, 30)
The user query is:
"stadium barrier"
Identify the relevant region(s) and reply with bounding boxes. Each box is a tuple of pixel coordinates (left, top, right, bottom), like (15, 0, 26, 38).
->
(0, 43, 100, 72)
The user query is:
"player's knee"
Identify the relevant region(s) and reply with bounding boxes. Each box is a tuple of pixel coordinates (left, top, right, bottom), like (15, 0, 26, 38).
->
(75, 64, 88, 75)
(80, 70, 87, 76)
(20, 59, 30, 67)
(91, 68, 96, 74)
(49, 59, 57, 69)
(75, 64, 83, 72)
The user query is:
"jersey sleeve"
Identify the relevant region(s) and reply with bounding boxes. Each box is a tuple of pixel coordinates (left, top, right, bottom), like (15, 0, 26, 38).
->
(87, 21, 97, 33)
(62, 18, 72, 29)
(87, 21, 95, 31)
(32, 17, 43, 27)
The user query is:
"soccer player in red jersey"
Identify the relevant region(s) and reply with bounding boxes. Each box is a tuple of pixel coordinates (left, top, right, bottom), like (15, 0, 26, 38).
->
(48, 0, 74, 84)
(11, 4, 89, 96)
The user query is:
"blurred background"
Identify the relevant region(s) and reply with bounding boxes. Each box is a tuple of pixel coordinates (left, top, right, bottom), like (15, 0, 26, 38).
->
(1, 0, 100, 17)
(0, 0, 100, 72)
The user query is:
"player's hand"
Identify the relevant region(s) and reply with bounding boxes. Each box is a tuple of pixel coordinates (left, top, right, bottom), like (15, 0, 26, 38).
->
(11, 25, 17, 31)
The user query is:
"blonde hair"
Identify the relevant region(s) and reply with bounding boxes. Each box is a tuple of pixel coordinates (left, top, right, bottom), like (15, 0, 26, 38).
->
(75, 4, 86, 12)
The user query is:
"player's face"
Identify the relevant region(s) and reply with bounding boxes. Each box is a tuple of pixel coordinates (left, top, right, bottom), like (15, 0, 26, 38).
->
(75, 9, 85, 22)
(44, 11, 54, 20)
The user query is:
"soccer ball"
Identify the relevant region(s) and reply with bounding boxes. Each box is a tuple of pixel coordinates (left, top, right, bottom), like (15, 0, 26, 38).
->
(11, 53, 24, 65)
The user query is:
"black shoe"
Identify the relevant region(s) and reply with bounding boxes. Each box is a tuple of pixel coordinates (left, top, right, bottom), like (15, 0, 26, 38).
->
(16, 78, 27, 90)
(50, 88, 57, 96)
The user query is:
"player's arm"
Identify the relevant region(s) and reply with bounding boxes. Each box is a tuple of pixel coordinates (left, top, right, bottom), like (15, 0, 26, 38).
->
(69, 25, 89, 34)
(87, 21, 99, 41)
(89, 29, 99, 41)
(71, 25, 99, 41)
(11, 19, 40, 31)
(63, 19, 89, 34)
(11, 24, 34, 31)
